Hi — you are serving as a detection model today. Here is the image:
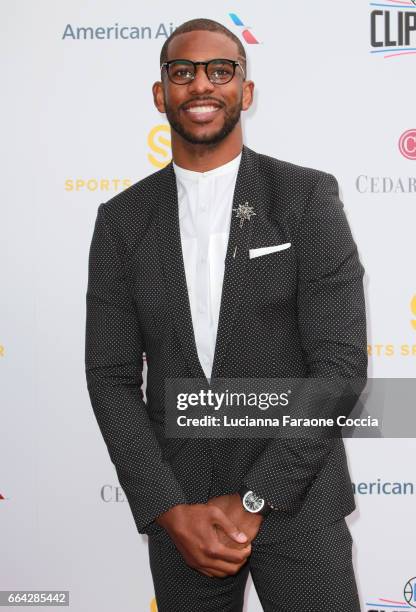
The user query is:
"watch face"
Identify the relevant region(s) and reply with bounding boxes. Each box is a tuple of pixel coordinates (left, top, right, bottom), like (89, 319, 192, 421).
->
(243, 490, 265, 513)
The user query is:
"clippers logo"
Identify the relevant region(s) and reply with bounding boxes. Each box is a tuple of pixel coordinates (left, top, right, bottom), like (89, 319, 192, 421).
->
(404, 577, 416, 608)
(228, 13, 260, 44)
(370, 0, 416, 58)
(399, 129, 416, 159)
(366, 600, 411, 610)
(366, 577, 416, 610)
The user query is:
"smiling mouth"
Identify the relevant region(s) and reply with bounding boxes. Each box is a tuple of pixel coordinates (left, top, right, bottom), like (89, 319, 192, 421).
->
(182, 105, 222, 123)
(185, 105, 220, 114)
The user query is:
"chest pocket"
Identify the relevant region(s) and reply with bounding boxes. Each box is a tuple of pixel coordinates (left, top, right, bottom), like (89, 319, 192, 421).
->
(246, 242, 297, 305)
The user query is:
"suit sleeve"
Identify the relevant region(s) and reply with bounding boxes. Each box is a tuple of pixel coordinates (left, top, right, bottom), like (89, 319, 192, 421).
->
(242, 173, 368, 514)
(85, 203, 188, 534)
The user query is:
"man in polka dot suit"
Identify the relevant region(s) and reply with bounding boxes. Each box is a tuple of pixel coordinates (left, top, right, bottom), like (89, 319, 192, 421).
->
(85, 17, 367, 612)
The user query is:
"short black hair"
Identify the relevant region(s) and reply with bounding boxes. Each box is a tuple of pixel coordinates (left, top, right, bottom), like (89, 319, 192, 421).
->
(160, 18, 247, 77)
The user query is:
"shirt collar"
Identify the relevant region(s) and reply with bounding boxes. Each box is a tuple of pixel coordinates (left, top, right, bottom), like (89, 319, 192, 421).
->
(172, 151, 242, 182)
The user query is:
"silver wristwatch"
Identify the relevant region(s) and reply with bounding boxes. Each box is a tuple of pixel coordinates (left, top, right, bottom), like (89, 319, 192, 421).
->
(238, 486, 272, 517)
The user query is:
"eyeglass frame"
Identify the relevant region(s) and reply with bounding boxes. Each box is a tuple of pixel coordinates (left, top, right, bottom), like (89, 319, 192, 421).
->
(160, 58, 246, 85)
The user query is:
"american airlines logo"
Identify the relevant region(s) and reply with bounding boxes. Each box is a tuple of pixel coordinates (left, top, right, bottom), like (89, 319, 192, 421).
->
(228, 13, 260, 44)
(61, 21, 175, 41)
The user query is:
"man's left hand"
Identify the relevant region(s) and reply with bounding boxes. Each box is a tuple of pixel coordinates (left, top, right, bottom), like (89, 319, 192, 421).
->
(207, 493, 264, 550)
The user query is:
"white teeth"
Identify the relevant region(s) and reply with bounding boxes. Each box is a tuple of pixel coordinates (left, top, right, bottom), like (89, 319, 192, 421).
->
(186, 106, 218, 113)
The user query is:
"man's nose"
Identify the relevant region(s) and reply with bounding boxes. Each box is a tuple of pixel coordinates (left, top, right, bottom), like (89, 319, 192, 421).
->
(188, 65, 215, 94)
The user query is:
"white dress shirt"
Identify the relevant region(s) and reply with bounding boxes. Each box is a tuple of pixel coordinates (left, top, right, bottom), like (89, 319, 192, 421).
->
(172, 151, 242, 381)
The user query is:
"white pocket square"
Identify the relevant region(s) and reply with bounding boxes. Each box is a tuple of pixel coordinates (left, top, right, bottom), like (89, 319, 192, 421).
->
(249, 242, 291, 259)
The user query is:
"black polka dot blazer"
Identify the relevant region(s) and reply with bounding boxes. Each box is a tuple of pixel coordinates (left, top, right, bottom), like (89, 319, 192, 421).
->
(85, 144, 367, 543)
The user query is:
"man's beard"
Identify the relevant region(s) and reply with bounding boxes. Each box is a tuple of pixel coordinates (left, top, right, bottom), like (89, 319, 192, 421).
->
(165, 99, 242, 146)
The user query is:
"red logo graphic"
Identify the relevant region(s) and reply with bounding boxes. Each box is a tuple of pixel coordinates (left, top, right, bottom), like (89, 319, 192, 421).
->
(399, 129, 416, 160)
(0, 492, 5, 500)
(228, 13, 260, 44)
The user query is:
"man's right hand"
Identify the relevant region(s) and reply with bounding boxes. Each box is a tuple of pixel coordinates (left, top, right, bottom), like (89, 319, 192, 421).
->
(155, 503, 252, 578)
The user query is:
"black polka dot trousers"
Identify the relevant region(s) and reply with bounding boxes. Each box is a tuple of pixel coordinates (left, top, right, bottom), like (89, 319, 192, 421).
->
(148, 518, 361, 612)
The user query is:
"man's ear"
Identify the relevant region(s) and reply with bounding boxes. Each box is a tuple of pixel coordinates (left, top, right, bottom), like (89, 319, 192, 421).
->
(152, 80, 166, 113)
(242, 80, 255, 112)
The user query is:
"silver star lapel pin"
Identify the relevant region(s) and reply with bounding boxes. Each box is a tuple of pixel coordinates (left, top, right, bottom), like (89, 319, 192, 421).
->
(233, 201, 256, 228)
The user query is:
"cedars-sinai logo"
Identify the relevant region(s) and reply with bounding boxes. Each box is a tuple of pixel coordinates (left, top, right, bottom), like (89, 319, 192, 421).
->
(399, 129, 416, 160)
(370, 0, 416, 58)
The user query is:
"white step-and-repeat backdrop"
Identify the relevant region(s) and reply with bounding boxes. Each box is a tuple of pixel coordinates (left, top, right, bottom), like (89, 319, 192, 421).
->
(1, 1, 415, 610)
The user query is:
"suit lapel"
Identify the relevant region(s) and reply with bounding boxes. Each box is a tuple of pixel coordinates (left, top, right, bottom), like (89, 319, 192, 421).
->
(156, 162, 207, 381)
(210, 145, 259, 379)
(156, 144, 260, 382)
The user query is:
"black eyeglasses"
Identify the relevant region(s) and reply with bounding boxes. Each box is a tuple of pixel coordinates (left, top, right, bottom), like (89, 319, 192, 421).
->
(161, 58, 245, 85)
